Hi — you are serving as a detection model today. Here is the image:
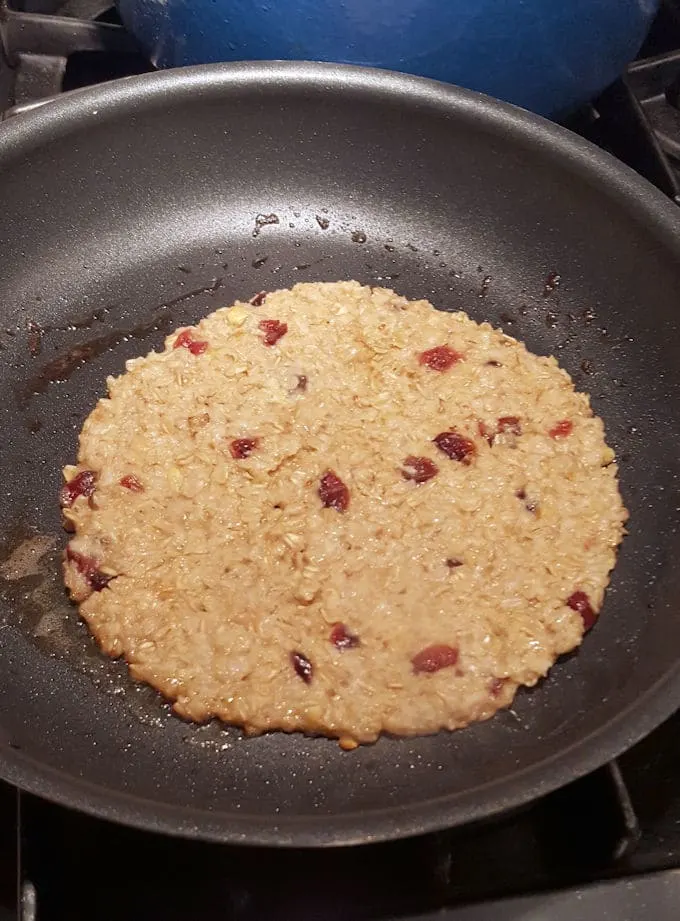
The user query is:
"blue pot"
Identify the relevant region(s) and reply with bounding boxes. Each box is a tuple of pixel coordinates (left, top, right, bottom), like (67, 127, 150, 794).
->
(117, 0, 659, 118)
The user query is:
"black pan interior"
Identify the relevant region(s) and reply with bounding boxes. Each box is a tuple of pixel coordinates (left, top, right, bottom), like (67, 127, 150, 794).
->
(0, 64, 679, 846)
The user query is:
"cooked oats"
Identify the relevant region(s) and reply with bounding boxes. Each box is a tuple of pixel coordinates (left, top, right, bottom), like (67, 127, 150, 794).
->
(61, 281, 627, 746)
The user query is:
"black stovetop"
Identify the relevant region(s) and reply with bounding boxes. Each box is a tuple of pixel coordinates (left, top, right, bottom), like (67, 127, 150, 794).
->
(1, 3, 680, 920)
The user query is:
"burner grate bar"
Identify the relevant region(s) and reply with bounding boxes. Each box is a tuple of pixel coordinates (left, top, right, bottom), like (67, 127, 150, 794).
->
(1, 9, 138, 60)
(608, 761, 642, 861)
(58, 0, 114, 17)
(13, 51, 64, 103)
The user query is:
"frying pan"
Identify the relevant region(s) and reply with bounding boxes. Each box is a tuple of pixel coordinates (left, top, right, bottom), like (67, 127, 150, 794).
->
(0, 62, 679, 847)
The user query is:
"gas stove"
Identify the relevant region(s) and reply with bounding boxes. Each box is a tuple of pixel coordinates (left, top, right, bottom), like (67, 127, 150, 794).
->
(1, 3, 680, 920)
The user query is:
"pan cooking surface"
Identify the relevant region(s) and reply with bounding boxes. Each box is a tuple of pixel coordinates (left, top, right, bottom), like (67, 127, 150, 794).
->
(0, 64, 679, 845)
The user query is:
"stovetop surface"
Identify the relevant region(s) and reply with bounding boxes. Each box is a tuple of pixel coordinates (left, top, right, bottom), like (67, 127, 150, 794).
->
(14, 711, 680, 921)
(1, 3, 680, 920)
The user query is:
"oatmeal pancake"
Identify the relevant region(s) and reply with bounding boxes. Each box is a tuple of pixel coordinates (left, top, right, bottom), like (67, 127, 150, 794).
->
(61, 281, 627, 748)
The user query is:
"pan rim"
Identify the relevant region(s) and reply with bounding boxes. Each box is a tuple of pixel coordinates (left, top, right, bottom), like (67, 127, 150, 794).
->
(1, 60, 679, 846)
(3, 666, 678, 846)
(1, 60, 680, 242)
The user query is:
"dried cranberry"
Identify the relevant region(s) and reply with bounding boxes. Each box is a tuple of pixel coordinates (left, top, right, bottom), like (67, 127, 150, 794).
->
(318, 470, 350, 512)
(478, 421, 494, 445)
(516, 488, 537, 513)
(412, 644, 459, 674)
(120, 474, 144, 492)
(567, 590, 597, 631)
(291, 651, 313, 683)
(497, 416, 522, 436)
(88, 570, 113, 592)
(59, 470, 97, 509)
(549, 419, 573, 439)
(229, 437, 259, 459)
(479, 417, 522, 448)
(489, 677, 507, 696)
(173, 329, 208, 355)
(330, 623, 360, 649)
(66, 546, 112, 592)
(259, 319, 288, 346)
(401, 455, 439, 484)
(433, 431, 476, 464)
(418, 344, 462, 371)
(250, 291, 267, 306)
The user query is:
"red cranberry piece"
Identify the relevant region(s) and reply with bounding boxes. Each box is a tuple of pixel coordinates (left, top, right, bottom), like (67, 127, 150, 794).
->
(259, 319, 288, 346)
(549, 419, 573, 439)
(401, 455, 439, 484)
(59, 469, 97, 509)
(497, 416, 522, 436)
(433, 431, 476, 464)
(66, 546, 112, 592)
(229, 437, 260, 459)
(330, 623, 360, 649)
(318, 470, 350, 512)
(88, 569, 113, 592)
(120, 474, 144, 492)
(418, 344, 462, 371)
(412, 644, 459, 674)
(516, 488, 537, 513)
(478, 421, 494, 445)
(173, 329, 208, 355)
(250, 291, 267, 306)
(489, 677, 507, 697)
(291, 651, 313, 683)
(567, 590, 597, 631)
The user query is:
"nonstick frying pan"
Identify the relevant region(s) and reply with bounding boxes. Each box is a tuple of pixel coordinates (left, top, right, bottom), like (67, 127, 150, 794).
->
(0, 63, 679, 847)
